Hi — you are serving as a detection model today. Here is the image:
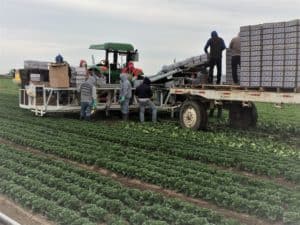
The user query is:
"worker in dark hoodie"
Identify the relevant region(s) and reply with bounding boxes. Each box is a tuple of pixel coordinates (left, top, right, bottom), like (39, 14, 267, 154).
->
(135, 77, 157, 123)
(204, 31, 226, 84)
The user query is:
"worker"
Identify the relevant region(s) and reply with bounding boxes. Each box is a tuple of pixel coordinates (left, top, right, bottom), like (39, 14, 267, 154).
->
(204, 31, 226, 84)
(79, 74, 97, 121)
(79, 59, 87, 68)
(229, 33, 241, 84)
(121, 61, 143, 81)
(135, 77, 157, 123)
(119, 73, 132, 121)
(55, 54, 64, 64)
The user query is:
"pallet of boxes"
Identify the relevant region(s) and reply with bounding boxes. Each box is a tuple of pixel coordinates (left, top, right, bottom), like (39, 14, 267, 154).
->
(239, 19, 300, 91)
(70, 67, 87, 88)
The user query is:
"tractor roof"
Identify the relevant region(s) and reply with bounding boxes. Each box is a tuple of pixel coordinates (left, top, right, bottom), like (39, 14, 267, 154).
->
(89, 42, 135, 52)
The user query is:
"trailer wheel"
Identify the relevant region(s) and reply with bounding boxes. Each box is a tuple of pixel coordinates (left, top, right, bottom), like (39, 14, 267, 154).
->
(180, 100, 208, 130)
(229, 102, 257, 129)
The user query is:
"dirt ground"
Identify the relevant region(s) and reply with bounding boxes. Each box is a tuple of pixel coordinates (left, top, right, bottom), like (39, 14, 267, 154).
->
(0, 195, 56, 225)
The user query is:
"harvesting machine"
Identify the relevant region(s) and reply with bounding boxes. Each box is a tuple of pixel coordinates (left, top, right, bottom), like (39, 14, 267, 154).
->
(17, 35, 300, 130)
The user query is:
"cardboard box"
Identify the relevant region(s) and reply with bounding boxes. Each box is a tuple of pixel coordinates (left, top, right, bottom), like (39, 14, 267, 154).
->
(286, 55, 297, 60)
(24, 60, 49, 70)
(261, 81, 272, 86)
(284, 82, 295, 88)
(250, 81, 260, 86)
(286, 33, 297, 39)
(272, 76, 283, 82)
(285, 60, 297, 66)
(263, 39, 273, 45)
(273, 61, 284, 66)
(262, 61, 272, 66)
(274, 33, 285, 39)
(30, 73, 41, 82)
(49, 63, 69, 88)
(262, 71, 272, 76)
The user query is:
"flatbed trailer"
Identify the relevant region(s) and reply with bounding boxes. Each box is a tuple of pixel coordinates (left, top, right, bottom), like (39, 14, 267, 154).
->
(19, 84, 178, 117)
(19, 83, 300, 130)
(170, 84, 300, 130)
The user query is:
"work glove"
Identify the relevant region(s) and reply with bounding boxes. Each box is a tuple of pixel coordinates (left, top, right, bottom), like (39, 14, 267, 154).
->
(92, 99, 97, 109)
(119, 96, 125, 103)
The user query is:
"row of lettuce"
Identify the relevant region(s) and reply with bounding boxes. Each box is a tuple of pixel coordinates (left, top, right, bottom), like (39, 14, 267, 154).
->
(0, 143, 240, 225)
(0, 92, 299, 184)
(0, 86, 299, 224)
(0, 115, 299, 224)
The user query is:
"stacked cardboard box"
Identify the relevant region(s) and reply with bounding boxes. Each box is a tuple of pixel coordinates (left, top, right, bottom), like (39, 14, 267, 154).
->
(70, 67, 86, 87)
(24, 60, 50, 70)
(49, 63, 69, 88)
(240, 19, 300, 88)
(226, 49, 240, 84)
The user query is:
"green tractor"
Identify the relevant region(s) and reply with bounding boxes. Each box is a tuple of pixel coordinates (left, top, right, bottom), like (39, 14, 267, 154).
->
(89, 42, 143, 83)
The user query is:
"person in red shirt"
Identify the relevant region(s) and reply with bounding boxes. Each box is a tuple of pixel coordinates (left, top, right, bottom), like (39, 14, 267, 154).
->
(121, 61, 143, 81)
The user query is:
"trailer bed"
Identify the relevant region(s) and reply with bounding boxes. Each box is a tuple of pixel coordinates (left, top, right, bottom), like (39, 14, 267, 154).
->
(170, 85, 300, 104)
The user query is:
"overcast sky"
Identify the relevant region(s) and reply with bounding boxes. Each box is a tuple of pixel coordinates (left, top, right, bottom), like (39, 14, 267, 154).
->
(0, 0, 300, 74)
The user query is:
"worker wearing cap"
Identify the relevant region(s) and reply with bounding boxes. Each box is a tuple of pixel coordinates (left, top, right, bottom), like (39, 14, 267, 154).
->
(229, 33, 241, 84)
(122, 61, 143, 81)
(79, 74, 97, 121)
(135, 77, 157, 123)
(119, 73, 132, 120)
(204, 31, 226, 84)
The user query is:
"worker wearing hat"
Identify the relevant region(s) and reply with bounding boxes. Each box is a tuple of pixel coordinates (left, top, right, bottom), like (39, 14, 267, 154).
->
(121, 61, 143, 81)
(204, 31, 226, 84)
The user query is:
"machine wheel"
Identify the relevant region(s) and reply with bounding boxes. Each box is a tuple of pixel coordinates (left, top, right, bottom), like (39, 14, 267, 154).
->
(229, 102, 258, 129)
(180, 100, 208, 130)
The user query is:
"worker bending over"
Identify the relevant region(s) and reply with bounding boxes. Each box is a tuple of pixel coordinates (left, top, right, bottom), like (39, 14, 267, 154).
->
(135, 77, 157, 123)
(204, 31, 226, 84)
(79, 74, 97, 121)
(119, 73, 132, 121)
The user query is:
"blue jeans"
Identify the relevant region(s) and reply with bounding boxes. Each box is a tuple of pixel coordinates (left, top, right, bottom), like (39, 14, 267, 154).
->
(139, 99, 157, 122)
(80, 102, 91, 120)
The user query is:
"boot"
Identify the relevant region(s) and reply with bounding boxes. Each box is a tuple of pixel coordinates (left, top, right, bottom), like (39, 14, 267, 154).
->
(209, 109, 214, 117)
(217, 108, 222, 118)
(122, 113, 128, 121)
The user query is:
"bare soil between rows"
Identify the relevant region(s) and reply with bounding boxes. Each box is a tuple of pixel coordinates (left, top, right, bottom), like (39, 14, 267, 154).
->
(0, 195, 55, 225)
(0, 138, 284, 225)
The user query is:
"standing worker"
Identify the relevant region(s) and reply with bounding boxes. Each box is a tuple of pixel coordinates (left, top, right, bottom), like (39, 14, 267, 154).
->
(79, 74, 97, 121)
(119, 73, 132, 120)
(204, 31, 226, 84)
(135, 77, 157, 123)
(229, 33, 241, 84)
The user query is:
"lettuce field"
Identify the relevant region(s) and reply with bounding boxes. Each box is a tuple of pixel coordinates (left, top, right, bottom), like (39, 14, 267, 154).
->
(0, 77, 299, 225)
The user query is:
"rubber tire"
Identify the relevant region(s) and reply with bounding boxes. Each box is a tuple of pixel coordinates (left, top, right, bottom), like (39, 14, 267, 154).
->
(180, 100, 208, 130)
(229, 102, 258, 129)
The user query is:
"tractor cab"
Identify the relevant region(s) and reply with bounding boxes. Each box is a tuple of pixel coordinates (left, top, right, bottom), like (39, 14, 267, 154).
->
(89, 42, 141, 83)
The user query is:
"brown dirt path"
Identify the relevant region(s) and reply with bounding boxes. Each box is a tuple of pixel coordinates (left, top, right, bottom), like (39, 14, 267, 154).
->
(0, 195, 56, 225)
(0, 138, 283, 225)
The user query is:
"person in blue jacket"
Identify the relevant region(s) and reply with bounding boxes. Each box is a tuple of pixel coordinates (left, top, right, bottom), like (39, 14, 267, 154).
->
(204, 31, 226, 84)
